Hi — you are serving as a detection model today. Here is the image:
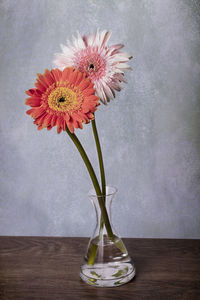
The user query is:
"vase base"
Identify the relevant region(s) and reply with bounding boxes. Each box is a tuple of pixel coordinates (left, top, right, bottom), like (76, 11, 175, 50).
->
(80, 261, 136, 287)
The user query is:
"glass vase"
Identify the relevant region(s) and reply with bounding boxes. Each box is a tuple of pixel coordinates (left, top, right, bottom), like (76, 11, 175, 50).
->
(80, 186, 136, 287)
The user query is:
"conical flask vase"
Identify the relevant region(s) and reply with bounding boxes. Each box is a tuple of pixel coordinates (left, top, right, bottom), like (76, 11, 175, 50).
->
(80, 186, 136, 287)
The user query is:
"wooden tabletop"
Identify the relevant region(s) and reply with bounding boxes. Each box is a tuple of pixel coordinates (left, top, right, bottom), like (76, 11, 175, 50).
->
(0, 237, 199, 299)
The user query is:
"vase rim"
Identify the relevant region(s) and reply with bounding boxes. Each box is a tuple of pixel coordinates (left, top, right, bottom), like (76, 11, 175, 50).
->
(88, 185, 118, 198)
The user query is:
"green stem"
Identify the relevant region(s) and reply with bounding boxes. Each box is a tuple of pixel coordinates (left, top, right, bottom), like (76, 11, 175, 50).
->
(91, 118, 106, 196)
(66, 128, 113, 238)
(91, 118, 105, 234)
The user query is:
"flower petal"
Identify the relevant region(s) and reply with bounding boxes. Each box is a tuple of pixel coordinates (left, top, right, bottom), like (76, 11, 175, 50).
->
(25, 67, 99, 133)
(54, 30, 132, 104)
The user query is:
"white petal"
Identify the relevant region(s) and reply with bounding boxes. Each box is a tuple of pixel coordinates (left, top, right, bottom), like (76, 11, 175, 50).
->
(110, 80, 122, 91)
(75, 31, 86, 49)
(87, 33, 95, 47)
(99, 30, 107, 45)
(53, 53, 74, 70)
(114, 73, 127, 83)
(94, 28, 101, 47)
(103, 81, 114, 100)
(101, 30, 111, 48)
(114, 52, 132, 60)
(115, 63, 132, 70)
(60, 44, 75, 57)
(110, 44, 124, 51)
(95, 84, 108, 104)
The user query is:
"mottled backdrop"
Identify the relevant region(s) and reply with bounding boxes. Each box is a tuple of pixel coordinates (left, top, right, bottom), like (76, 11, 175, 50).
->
(0, 0, 200, 238)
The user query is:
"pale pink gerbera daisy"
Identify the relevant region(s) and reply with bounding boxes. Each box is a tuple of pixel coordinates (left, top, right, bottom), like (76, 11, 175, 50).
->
(54, 29, 132, 104)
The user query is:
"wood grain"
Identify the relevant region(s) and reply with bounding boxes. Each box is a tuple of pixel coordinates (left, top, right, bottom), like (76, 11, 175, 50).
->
(0, 237, 199, 299)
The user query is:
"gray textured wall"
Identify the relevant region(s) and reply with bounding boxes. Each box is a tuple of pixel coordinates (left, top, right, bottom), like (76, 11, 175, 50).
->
(0, 0, 200, 238)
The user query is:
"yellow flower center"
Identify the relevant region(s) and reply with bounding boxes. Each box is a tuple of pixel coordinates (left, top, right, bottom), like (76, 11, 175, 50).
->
(48, 87, 80, 112)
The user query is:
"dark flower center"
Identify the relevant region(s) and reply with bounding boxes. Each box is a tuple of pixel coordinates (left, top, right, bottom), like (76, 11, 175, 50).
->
(58, 97, 65, 102)
(89, 64, 94, 69)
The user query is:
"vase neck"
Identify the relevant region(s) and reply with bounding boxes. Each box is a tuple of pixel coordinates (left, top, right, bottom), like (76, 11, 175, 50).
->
(89, 186, 117, 235)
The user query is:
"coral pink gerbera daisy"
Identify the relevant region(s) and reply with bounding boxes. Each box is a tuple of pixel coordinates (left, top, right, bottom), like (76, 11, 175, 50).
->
(54, 29, 132, 104)
(25, 67, 99, 133)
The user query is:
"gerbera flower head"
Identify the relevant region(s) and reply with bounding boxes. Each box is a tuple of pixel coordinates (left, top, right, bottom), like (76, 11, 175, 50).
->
(25, 67, 99, 133)
(54, 29, 132, 104)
